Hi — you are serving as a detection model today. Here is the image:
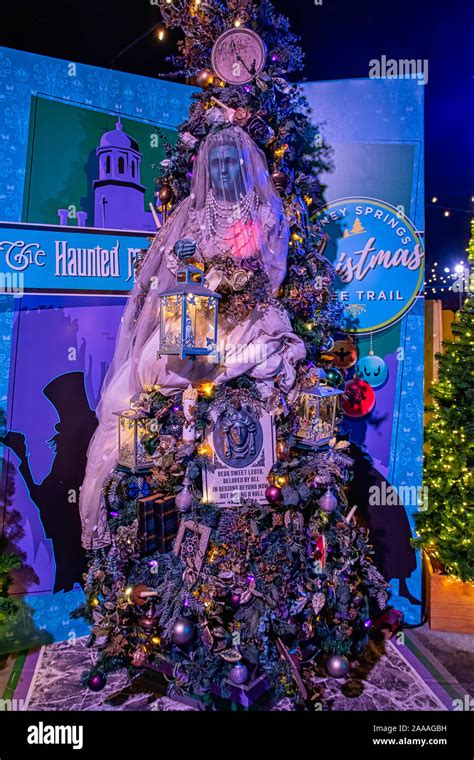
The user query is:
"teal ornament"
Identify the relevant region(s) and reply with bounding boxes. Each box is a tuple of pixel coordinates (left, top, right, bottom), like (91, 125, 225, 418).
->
(326, 367, 344, 388)
(357, 352, 388, 389)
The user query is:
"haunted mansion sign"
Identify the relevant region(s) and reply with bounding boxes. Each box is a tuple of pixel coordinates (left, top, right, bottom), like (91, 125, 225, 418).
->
(313, 198, 425, 333)
(202, 406, 276, 505)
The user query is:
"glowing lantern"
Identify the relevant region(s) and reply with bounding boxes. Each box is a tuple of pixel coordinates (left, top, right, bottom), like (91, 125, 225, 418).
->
(159, 265, 220, 360)
(114, 408, 156, 473)
(296, 383, 344, 448)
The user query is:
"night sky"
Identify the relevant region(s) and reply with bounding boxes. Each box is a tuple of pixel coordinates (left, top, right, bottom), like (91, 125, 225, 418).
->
(3, 0, 473, 298)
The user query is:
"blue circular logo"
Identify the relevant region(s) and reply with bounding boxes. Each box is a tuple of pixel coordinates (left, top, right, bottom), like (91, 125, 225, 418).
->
(313, 198, 424, 333)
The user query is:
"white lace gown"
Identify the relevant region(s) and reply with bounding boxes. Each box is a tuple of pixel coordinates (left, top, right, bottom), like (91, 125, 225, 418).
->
(79, 126, 306, 549)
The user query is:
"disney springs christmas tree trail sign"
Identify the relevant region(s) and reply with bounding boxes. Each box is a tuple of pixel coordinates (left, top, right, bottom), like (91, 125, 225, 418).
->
(313, 198, 425, 334)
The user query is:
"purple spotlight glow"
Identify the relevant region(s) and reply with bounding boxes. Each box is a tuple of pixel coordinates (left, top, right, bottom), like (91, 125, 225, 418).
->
(247, 574, 255, 584)
(109, 511, 119, 518)
(363, 618, 372, 629)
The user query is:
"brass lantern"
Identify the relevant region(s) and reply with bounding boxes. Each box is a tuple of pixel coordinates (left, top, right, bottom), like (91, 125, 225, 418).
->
(158, 265, 221, 360)
(114, 408, 157, 473)
(296, 383, 344, 448)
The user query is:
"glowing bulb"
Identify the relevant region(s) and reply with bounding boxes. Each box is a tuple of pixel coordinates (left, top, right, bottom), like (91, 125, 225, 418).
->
(432, 196, 438, 203)
(455, 264, 464, 274)
(444, 210, 450, 217)
(157, 28, 165, 41)
(234, 19, 241, 27)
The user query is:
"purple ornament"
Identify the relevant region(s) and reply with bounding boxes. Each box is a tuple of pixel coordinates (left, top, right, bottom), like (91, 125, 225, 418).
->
(172, 617, 195, 646)
(229, 592, 241, 609)
(326, 655, 350, 678)
(265, 484, 282, 504)
(318, 488, 338, 513)
(229, 664, 248, 685)
(87, 673, 107, 692)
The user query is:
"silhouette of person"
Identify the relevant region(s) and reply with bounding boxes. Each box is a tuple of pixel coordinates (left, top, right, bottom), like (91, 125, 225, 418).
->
(346, 441, 421, 606)
(0, 372, 97, 593)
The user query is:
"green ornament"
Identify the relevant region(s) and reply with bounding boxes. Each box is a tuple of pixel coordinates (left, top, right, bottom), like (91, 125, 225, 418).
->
(326, 367, 343, 388)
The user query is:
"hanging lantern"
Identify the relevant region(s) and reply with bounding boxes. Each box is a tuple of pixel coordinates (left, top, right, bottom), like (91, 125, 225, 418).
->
(114, 408, 156, 473)
(158, 265, 221, 360)
(295, 383, 344, 448)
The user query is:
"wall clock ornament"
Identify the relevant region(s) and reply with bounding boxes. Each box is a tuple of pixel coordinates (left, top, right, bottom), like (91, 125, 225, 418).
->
(211, 28, 267, 85)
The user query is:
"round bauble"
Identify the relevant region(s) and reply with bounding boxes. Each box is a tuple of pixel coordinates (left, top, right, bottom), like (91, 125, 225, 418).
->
(87, 672, 107, 692)
(320, 336, 335, 353)
(326, 367, 344, 388)
(172, 617, 195, 646)
(271, 170, 289, 195)
(265, 484, 282, 504)
(357, 352, 388, 389)
(229, 591, 242, 609)
(329, 339, 358, 369)
(158, 184, 172, 205)
(276, 440, 291, 461)
(318, 488, 338, 513)
(341, 378, 376, 418)
(137, 613, 158, 632)
(195, 68, 214, 88)
(326, 655, 350, 678)
(229, 664, 248, 685)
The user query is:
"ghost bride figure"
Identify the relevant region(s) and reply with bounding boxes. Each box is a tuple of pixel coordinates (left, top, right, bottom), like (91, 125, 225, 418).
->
(79, 124, 306, 549)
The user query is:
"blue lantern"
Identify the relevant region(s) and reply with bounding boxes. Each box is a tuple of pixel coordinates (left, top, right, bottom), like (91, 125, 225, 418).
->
(159, 265, 221, 361)
(357, 352, 388, 389)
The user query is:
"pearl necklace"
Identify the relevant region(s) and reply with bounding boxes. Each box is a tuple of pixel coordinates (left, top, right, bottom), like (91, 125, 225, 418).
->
(205, 190, 258, 256)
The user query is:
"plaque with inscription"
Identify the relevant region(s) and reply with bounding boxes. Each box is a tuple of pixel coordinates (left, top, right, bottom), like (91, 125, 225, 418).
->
(202, 407, 276, 505)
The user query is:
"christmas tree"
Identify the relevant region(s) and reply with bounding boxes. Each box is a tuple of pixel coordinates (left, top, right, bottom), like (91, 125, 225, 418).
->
(415, 220, 474, 582)
(77, 0, 389, 707)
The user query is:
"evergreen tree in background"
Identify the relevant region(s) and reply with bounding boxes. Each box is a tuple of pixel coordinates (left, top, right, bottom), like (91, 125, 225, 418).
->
(415, 220, 474, 581)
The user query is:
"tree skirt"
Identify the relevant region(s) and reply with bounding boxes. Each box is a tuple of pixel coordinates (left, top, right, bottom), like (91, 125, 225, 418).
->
(20, 635, 449, 711)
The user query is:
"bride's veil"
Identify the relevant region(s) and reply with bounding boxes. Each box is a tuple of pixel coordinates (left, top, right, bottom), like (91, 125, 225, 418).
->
(96, 124, 288, 420)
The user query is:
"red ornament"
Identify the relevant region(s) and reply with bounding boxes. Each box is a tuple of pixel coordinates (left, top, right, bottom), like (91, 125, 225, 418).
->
(328, 339, 357, 369)
(341, 377, 376, 418)
(265, 484, 282, 504)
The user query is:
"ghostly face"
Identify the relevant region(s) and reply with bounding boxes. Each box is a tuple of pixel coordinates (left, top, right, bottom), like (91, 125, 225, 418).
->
(230, 422, 247, 447)
(209, 144, 244, 201)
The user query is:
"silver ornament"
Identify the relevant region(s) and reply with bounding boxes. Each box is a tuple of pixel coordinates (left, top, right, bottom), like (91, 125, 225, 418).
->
(229, 664, 248, 685)
(172, 617, 195, 646)
(318, 488, 338, 513)
(175, 476, 193, 513)
(326, 655, 349, 678)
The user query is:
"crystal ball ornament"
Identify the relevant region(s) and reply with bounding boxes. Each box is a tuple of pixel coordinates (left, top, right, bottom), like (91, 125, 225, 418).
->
(326, 655, 350, 678)
(357, 352, 388, 389)
(172, 617, 195, 646)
